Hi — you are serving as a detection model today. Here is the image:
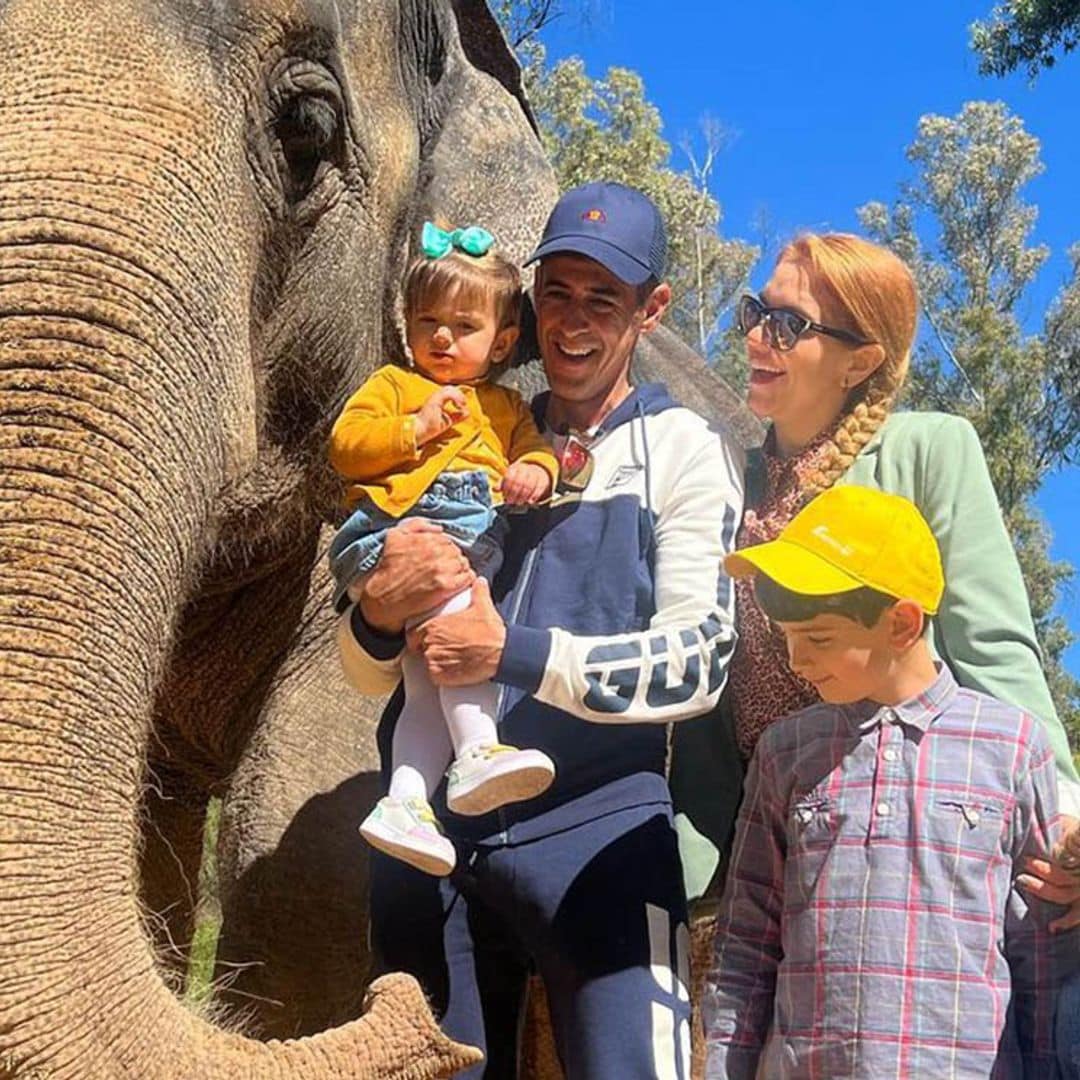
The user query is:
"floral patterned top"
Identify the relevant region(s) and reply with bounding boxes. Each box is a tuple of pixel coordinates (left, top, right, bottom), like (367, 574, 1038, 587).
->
(729, 423, 843, 759)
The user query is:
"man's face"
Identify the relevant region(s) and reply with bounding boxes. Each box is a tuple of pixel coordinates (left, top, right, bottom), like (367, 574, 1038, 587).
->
(534, 254, 656, 414)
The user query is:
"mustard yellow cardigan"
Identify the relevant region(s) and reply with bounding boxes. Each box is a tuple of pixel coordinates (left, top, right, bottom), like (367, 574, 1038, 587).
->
(329, 365, 559, 516)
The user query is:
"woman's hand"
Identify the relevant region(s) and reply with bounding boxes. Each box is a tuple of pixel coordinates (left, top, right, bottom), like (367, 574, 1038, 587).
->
(1017, 814, 1080, 931)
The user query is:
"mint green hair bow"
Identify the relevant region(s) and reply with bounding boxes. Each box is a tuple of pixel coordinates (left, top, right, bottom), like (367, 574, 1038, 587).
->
(421, 221, 495, 259)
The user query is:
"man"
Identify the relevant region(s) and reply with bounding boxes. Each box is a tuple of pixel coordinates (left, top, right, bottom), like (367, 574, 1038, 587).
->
(339, 181, 744, 1078)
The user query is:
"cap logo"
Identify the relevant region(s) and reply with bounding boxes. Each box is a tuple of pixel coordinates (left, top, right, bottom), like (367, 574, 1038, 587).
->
(581, 209, 606, 223)
(810, 524, 855, 558)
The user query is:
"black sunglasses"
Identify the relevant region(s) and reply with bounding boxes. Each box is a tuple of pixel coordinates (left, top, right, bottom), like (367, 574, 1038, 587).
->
(735, 294, 873, 352)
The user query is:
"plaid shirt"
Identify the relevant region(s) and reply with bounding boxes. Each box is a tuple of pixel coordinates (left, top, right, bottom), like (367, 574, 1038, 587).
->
(704, 665, 1076, 1079)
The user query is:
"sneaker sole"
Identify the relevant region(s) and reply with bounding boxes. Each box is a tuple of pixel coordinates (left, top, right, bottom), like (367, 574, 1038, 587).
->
(447, 757, 556, 817)
(359, 821, 456, 877)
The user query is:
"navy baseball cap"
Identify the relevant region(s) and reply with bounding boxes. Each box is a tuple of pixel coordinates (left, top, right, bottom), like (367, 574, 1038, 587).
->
(524, 181, 668, 286)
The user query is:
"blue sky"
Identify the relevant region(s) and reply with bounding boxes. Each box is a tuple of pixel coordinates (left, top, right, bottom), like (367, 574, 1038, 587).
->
(535, 0, 1080, 674)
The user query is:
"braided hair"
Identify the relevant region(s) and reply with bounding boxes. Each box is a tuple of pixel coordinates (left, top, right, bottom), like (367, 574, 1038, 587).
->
(780, 233, 918, 495)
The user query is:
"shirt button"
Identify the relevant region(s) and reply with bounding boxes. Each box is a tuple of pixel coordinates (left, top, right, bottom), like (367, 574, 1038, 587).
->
(883, 748, 899, 763)
(876, 802, 891, 817)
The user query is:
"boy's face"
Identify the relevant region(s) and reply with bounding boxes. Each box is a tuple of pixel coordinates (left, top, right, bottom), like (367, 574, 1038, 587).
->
(407, 294, 516, 385)
(777, 611, 897, 705)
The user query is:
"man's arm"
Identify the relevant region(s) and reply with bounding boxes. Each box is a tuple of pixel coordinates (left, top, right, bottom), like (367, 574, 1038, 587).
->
(499, 429, 744, 724)
(703, 742, 785, 1080)
(1006, 717, 1079, 1069)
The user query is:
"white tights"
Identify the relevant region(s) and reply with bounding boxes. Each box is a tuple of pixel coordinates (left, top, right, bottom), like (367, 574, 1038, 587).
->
(386, 586, 500, 802)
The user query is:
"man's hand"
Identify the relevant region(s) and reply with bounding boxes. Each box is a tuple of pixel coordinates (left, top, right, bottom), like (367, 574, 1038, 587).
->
(408, 577, 506, 685)
(500, 461, 553, 505)
(1017, 814, 1080, 932)
(415, 385, 468, 446)
(355, 518, 474, 634)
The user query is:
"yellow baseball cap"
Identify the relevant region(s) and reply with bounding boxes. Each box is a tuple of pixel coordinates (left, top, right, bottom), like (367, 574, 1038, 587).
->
(725, 485, 944, 615)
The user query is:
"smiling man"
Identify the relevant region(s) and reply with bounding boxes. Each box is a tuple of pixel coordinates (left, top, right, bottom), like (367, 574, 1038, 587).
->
(340, 182, 744, 1078)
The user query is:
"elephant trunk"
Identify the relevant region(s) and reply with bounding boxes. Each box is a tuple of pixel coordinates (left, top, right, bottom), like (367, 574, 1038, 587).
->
(0, 306, 475, 1079)
(0, 117, 476, 1080)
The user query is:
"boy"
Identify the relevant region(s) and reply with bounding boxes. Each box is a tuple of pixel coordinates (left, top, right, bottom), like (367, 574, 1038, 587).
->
(704, 485, 1076, 1079)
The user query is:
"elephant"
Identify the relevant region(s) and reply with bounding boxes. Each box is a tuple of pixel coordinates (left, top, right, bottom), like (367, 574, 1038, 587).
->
(0, 0, 759, 1075)
(0, 0, 551, 1074)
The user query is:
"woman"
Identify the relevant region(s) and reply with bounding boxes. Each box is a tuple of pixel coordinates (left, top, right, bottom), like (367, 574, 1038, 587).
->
(672, 232, 1080, 916)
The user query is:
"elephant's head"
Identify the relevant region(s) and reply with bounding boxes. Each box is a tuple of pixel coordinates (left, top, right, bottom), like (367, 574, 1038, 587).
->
(0, 0, 553, 1074)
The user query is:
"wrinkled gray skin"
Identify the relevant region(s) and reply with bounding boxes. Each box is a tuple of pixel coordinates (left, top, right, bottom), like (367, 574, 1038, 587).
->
(0, 0, 758, 1073)
(0, 0, 548, 1074)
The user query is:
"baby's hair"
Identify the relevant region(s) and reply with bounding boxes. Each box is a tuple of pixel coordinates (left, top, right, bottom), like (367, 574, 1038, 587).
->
(777, 233, 918, 495)
(403, 234, 523, 338)
(755, 574, 897, 628)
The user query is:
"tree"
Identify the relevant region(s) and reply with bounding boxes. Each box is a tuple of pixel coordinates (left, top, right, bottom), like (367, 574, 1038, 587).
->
(972, 0, 1080, 77)
(496, 0, 562, 50)
(495, 2, 757, 382)
(859, 101, 1080, 740)
(677, 117, 758, 391)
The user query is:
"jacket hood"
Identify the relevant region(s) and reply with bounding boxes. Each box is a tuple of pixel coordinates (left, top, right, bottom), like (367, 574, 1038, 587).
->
(532, 381, 679, 434)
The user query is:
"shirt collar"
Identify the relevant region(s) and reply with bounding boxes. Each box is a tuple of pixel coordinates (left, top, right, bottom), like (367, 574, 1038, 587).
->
(845, 664, 959, 734)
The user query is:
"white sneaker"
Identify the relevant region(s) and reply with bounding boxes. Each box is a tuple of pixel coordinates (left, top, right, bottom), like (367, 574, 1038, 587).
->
(359, 796, 456, 876)
(446, 744, 556, 817)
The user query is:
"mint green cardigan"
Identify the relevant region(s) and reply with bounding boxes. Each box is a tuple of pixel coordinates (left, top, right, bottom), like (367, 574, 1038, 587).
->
(671, 410, 1080, 901)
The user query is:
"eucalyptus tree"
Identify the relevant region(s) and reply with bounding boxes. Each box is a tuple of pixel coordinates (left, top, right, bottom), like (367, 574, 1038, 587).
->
(860, 101, 1080, 738)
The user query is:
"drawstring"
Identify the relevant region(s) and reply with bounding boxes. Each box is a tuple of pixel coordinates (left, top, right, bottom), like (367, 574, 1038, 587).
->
(637, 396, 654, 523)
(634, 397, 657, 562)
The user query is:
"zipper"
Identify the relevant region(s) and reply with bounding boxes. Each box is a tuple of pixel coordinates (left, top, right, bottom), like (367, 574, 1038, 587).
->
(492, 418, 617, 730)
(489, 408, 623, 836)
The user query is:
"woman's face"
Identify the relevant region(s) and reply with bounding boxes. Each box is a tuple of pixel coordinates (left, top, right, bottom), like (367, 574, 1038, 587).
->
(745, 258, 866, 454)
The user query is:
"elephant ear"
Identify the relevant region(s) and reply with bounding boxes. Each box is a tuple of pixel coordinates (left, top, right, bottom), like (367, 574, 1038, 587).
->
(449, 0, 542, 137)
(384, 0, 557, 371)
(418, 0, 555, 264)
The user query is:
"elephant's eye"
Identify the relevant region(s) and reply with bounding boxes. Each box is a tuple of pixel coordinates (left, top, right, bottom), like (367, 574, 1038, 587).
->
(274, 93, 340, 201)
(267, 58, 346, 205)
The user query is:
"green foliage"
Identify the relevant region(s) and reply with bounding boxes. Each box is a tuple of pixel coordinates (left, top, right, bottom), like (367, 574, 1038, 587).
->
(859, 102, 1080, 741)
(497, 6, 757, 378)
(184, 797, 222, 1006)
(972, 0, 1080, 77)
(495, 0, 561, 51)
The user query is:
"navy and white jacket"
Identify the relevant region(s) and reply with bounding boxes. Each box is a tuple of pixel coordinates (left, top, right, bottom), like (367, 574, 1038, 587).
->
(340, 382, 745, 842)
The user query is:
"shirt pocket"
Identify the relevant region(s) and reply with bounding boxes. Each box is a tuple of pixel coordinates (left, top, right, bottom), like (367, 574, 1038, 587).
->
(918, 795, 1010, 940)
(785, 790, 840, 909)
(921, 795, 1009, 890)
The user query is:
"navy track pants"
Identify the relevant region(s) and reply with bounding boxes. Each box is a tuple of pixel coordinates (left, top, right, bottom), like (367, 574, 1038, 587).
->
(370, 802, 692, 1079)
